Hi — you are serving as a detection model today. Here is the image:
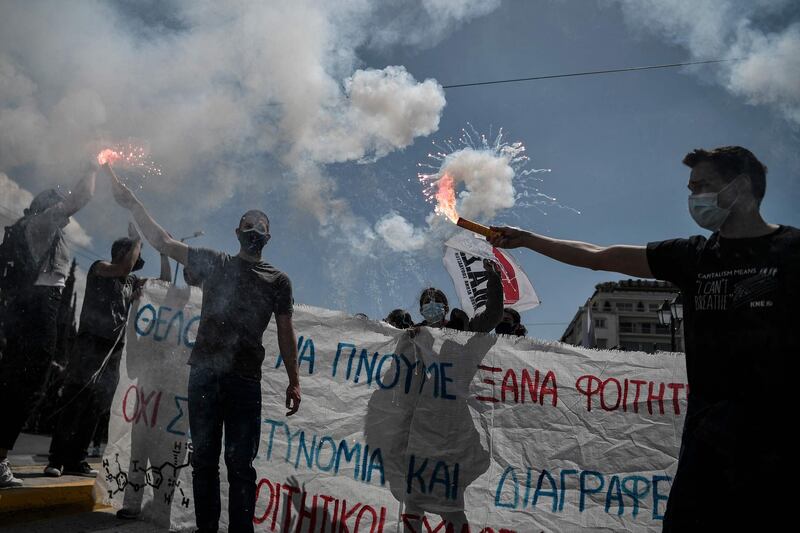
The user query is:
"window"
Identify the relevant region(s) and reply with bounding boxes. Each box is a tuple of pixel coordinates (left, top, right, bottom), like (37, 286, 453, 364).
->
(655, 324, 670, 334)
(637, 302, 645, 312)
(640, 323, 652, 334)
(616, 302, 633, 312)
(649, 303, 661, 312)
(603, 301, 612, 311)
(592, 301, 598, 310)
(596, 338, 608, 348)
(620, 321, 634, 333)
(594, 318, 607, 329)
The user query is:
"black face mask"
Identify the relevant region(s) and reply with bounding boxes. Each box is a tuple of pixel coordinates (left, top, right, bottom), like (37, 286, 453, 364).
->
(238, 230, 269, 255)
(495, 322, 517, 335)
(132, 256, 145, 272)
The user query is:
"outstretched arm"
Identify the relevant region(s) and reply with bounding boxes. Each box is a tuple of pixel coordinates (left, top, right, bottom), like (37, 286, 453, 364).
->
(276, 314, 301, 416)
(488, 226, 653, 279)
(104, 164, 188, 265)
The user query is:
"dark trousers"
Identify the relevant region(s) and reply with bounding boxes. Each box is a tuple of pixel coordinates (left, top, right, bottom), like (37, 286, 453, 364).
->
(48, 335, 122, 467)
(188, 366, 261, 533)
(0, 286, 61, 450)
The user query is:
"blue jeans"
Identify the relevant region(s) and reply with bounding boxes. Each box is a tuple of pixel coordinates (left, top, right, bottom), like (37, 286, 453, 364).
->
(188, 366, 261, 533)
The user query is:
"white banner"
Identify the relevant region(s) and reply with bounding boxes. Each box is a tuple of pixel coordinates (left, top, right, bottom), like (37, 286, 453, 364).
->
(443, 232, 539, 316)
(98, 281, 687, 532)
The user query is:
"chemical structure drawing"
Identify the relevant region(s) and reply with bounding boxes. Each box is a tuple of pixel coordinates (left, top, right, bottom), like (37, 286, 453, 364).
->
(103, 440, 193, 507)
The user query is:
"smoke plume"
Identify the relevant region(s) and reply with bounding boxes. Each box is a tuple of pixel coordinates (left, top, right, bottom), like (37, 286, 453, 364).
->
(613, 0, 800, 125)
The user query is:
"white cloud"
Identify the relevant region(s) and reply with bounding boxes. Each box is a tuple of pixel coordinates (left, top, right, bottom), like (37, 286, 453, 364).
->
(375, 212, 428, 252)
(0, 0, 496, 241)
(613, 0, 800, 125)
(0, 171, 93, 248)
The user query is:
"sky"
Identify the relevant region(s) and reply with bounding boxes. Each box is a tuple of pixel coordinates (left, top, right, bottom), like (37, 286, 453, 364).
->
(1, 0, 798, 340)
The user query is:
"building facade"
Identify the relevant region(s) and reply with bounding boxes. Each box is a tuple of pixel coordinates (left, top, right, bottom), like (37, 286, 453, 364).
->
(560, 279, 684, 353)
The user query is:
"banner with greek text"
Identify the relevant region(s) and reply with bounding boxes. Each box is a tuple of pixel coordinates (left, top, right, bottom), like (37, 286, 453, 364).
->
(97, 280, 687, 532)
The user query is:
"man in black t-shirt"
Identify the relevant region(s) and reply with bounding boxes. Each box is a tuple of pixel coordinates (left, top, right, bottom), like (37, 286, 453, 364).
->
(488, 146, 798, 530)
(105, 164, 301, 533)
(45, 234, 145, 477)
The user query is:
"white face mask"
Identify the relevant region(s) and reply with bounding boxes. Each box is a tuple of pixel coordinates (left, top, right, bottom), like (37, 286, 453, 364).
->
(688, 178, 740, 231)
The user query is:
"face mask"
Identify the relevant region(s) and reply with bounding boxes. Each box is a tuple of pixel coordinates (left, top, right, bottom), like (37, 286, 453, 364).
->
(688, 178, 740, 231)
(238, 229, 269, 255)
(132, 256, 145, 272)
(421, 302, 446, 324)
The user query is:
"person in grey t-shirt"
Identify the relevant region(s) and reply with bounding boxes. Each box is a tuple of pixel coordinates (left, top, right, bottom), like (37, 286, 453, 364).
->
(105, 163, 300, 533)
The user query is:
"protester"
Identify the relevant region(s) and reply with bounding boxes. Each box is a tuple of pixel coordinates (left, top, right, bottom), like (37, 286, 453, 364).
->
(495, 307, 527, 337)
(417, 259, 504, 333)
(488, 146, 799, 530)
(385, 308, 413, 329)
(105, 164, 301, 533)
(45, 232, 171, 477)
(0, 164, 96, 488)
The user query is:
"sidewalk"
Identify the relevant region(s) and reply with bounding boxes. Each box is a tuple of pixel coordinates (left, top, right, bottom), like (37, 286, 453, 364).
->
(0, 433, 107, 527)
(0, 507, 160, 532)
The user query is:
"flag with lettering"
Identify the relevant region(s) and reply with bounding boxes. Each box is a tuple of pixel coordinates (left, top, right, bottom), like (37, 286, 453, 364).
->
(443, 232, 539, 316)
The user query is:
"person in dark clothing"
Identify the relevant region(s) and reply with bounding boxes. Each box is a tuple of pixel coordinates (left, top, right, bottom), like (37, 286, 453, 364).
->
(417, 259, 504, 333)
(489, 146, 799, 531)
(494, 307, 527, 337)
(105, 164, 301, 533)
(45, 231, 171, 477)
(0, 165, 96, 488)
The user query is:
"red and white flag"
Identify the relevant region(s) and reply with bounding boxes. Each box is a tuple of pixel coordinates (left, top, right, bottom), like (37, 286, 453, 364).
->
(443, 232, 540, 316)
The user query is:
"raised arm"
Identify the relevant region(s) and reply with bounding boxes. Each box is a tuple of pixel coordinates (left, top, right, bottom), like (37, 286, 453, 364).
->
(27, 165, 96, 239)
(489, 226, 654, 279)
(469, 259, 505, 333)
(93, 239, 142, 278)
(60, 164, 97, 217)
(276, 314, 301, 416)
(159, 253, 172, 282)
(104, 164, 188, 265)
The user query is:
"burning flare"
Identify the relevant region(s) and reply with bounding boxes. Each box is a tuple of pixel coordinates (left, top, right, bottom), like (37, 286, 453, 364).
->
(429, 172, 495, 237)
(434, 172, 458, 223)
(97, 148, 122, 166)
(95, 142, 162, 191)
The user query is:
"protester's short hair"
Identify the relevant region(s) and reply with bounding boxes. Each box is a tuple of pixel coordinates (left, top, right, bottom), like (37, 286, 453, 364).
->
(386, 309, 413, 329)
(25, 188, 65, 216)
(682, 146, 767, 200)
(111, 237, 137, 262)
(504, 308, 521, 325)
(420, 287, 448, 308)
(240, 209, 270, 229)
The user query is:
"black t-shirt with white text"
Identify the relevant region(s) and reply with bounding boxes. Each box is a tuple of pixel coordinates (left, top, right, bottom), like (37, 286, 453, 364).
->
(187, 247, 293, 379)
(647, 225, 799, 513)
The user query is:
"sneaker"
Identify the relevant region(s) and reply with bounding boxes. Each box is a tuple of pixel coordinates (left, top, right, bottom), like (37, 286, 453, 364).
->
(116, 509, 140, 520)
(44, 464, 63, 477)
(0, 459, 23, 488)
(63, 462, 98, 477)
